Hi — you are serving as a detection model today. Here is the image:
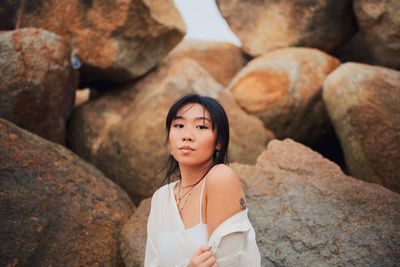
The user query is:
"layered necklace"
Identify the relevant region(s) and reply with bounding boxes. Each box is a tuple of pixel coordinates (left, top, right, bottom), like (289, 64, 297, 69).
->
(175, 180, 197, 213)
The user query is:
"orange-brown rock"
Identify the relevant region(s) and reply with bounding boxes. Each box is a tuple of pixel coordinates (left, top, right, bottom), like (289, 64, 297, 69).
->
(232, 139, 400, 266)
(1, 0, 186, 82)
(120, 198, 151, 267)
(323, 62, 400, 193)
(68, 57, 273, 203)
(0, 118, 135, 266)
(216, 0, 356, 56)
(0, 28, 78, 145)
(74, 88, 91, 107)
(166, 39, 246, 86)
(354, 0, 400, 69)
(229, 47, 340, 145)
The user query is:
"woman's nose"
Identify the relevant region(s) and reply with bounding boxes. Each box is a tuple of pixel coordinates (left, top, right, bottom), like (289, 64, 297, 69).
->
(183, 136, 192, 141)
(182, 128, 193, 141)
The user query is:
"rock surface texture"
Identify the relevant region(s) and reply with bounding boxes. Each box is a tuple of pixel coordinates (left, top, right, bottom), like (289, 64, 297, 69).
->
(216, 0, 356, 56)
(0, 28, 78, 145)
(120, 198, 151, 267)
(229, 47, 340, 145)
(0, 0, 186, 82)
(354, 0, 400, 69)
(323, 62, 400, 193)
(0, 118, 135, 266)
(166, 39, 246, 86)
(232, 139, 400, 266)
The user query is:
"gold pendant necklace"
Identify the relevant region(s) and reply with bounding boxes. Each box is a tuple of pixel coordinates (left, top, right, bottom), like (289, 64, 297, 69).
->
(176, 181, 196, 212)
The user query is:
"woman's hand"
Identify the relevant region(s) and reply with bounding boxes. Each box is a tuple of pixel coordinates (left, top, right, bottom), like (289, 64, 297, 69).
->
(188, 246, 217, 267)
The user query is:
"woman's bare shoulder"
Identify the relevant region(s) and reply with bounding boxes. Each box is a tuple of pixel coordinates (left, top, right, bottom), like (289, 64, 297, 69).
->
(206, 164, 241, 187)
(205, 164, 246, 236)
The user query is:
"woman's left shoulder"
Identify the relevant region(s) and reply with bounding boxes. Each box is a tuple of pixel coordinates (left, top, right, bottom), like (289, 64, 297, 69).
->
(206, 164, 241, 189)
(205, 164, 247, 237)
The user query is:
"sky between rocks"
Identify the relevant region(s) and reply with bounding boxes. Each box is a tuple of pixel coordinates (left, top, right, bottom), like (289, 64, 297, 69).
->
(174, 0, 241, 46)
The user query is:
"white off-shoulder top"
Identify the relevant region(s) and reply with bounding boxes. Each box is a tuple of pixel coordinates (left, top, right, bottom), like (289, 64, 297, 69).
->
(144, 181, 261, 267)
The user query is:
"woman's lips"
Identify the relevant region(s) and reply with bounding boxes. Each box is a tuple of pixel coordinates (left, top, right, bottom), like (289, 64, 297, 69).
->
(179, 146, 194, 151)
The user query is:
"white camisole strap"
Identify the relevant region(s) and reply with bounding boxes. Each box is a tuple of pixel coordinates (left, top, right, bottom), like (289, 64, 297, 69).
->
(184, 177, 208, 247)
(199, 177, 206, 224)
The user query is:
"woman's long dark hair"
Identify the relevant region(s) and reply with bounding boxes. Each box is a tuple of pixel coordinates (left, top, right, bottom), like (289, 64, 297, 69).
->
(160, 94, 230, 188)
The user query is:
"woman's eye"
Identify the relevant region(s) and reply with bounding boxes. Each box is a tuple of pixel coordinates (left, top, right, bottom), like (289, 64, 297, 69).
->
(196, 125, 208, 130)
(174, 124, 184, 128)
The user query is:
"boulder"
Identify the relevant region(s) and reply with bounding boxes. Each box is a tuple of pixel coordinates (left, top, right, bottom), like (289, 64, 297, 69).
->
(166, 39, 246, 86)
(229, 47, 340, 145)
(68, 57, 273, 203)
(120, 198, 151, 267)
(0, 0, 186, 82)
(0, 28, 78, 145)
(354, 0, 400, 69)
(216, 0, 356, 56)
(232, 139, 400, 266)
(323, 62, 400, 193)
(0, 118, 135, 266)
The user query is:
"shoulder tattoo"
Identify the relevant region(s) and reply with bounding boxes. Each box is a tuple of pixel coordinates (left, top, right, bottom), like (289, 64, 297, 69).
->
(239, 196, 247, 210)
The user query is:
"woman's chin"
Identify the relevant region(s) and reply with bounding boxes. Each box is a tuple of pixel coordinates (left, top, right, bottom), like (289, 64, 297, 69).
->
(176, 158, 213, 168)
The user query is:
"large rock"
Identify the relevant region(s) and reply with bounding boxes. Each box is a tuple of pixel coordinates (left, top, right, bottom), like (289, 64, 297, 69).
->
(0, 28, 78, 145)
(166, 39, 246, 86)
(323, 62, 400, 193)
(68, 57, 273, 203)
(216, 0, 356, 56)
(0, 0, 186, 82)
(232, 139, 400, 266)
(354, 0, 400, 69)
(229, 47, 340, 145)
(0, 118, 135, 266)
(120, 198, 151, 267)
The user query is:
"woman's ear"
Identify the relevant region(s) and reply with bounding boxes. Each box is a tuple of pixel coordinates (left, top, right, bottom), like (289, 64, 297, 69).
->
(216, 144, 221, 151)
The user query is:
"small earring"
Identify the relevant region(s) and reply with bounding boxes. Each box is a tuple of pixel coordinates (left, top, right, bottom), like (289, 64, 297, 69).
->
(215, 149, 220, 158)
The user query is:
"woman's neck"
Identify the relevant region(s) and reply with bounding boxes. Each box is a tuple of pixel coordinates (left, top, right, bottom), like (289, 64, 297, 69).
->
(178, 161, 213, 187)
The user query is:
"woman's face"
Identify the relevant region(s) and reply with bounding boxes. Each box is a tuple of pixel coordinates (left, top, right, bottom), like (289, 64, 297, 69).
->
(169, 103, 218, 168)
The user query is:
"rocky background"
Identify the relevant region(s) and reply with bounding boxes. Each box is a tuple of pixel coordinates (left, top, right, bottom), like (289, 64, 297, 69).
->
(0, 0, 399, 266)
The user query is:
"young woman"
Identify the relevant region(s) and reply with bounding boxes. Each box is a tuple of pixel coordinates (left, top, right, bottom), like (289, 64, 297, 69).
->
(145, 94, 261, 267)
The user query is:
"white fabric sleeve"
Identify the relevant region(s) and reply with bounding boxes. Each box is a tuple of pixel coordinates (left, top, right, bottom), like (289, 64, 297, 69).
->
(214, 231, 260, 267)
(214, 231, 248, 267)
(144, 192, 162, 267)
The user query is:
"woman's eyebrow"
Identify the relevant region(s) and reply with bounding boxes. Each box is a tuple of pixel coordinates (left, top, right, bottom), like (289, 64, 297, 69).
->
(173, 115, 185, 121)
(194, 116, 211, 122)
(174, 115, 211, 121)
